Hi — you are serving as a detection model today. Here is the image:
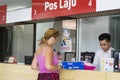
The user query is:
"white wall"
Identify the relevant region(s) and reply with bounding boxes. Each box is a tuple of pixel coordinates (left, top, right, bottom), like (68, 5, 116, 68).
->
(79, 16, 109, 52)
(97, 0, 120, 11)
(6, 8, 31, 23)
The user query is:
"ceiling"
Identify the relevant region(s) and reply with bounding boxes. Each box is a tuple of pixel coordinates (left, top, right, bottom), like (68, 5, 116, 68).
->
(0, 0, 31, 11)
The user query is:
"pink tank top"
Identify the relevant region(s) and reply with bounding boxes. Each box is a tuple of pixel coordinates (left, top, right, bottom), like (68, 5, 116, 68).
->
(36, 48, 59, 73)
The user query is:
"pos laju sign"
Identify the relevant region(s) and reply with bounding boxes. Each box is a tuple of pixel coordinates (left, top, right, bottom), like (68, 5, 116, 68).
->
(0, 5, 7, 25)
(32, 0, 96, 20)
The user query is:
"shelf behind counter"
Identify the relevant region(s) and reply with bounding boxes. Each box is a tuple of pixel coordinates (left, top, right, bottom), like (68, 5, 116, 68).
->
(0, 63, 120, 80)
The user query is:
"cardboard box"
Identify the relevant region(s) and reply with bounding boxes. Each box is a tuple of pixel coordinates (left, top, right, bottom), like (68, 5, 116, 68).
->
(101, 58, 114, 72)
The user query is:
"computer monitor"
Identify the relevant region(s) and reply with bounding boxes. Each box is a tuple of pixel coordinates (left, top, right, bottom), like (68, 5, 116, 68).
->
(80, 52, 95, 63)
(111, 50, 120, 71)
(24, 56, 33, 65)
(64, 52, 76, 61)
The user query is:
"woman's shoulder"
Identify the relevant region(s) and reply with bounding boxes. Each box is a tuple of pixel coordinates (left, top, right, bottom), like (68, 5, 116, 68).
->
(44, 45, 52, 50)
(38, 44, 51, 50)
(39, 45, 53, 53)
(35, 45, 46, 55)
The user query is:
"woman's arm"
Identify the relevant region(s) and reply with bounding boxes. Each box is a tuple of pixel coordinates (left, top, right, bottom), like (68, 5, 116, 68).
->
(31, 51, 39, 70)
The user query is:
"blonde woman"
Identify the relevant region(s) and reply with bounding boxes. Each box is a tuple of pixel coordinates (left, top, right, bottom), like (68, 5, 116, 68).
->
(31, 28, 61, 80)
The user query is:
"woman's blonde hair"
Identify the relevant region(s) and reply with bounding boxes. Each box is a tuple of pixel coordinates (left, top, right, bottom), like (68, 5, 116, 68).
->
(40, 28, 60, 44)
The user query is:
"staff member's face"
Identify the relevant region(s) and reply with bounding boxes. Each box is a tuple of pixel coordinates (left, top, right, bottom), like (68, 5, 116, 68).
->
(99, 40, 110, 52)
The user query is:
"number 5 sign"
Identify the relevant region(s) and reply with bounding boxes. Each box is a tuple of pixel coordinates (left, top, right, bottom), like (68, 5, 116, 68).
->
(0, 5, 7, 25)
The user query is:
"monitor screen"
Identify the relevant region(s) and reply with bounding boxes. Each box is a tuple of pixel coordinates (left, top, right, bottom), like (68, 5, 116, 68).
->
(24, 56, 33, 65)
(111, 50, 120, 71)
(64, 52, 76, 61)
(80, 52, 95, 63)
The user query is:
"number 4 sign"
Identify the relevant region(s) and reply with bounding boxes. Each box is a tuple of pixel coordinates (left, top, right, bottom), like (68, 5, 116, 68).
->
(88, 0, 92, 7)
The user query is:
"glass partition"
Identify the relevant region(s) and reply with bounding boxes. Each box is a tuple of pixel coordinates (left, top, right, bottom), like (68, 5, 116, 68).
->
(78, 15, 120, 62)
(1, 15, 120, 64)
(36, 19, 77, 61)
(12, 24, 34, 63)
(0, 24, 34, 64)
(0, 19, 77, 63)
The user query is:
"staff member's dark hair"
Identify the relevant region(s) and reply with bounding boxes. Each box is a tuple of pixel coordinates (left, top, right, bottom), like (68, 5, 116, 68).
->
(98, 33, 111, 42)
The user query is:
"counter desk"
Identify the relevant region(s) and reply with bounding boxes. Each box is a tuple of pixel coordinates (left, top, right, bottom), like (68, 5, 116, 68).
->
(107, 72, 120, 80)
(0, 63, 38, 80)
(0, 63, 119, 80)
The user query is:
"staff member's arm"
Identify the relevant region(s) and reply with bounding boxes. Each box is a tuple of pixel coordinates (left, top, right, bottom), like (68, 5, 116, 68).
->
(93, 52, 99, 70)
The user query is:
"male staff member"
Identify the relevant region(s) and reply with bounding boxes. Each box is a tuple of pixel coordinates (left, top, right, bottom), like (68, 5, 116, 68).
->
(93, 33, 114, 71)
